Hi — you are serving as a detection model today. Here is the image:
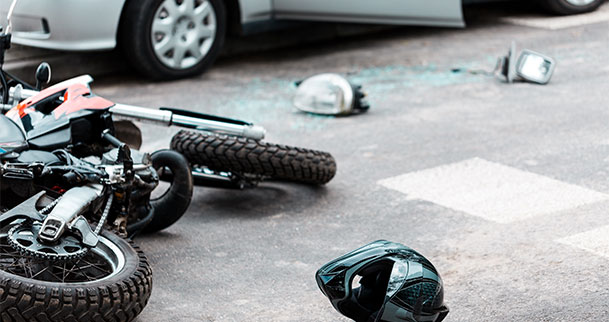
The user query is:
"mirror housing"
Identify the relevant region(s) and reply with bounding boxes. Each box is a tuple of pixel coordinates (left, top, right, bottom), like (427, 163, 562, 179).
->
(500, 42, 556, 85)
(35, 62, 51, 90)
(516, 50, 556, 85)
(293, 73, 369, 116)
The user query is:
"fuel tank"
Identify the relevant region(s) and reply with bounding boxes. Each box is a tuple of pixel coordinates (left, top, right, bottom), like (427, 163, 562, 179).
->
(0, 114, 27, 156)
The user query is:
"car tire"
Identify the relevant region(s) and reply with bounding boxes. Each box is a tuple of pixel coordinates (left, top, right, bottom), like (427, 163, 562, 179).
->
(539, 0, 604, 15)
(120, 0, 227, 80)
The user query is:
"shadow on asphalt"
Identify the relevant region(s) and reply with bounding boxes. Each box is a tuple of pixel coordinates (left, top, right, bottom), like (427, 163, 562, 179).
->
(210, 3, 541, 66)
(186, 182, 331, 220)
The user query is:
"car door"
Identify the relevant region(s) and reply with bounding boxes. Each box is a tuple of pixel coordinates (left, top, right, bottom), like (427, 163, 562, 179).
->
(272, 0, 464, 27)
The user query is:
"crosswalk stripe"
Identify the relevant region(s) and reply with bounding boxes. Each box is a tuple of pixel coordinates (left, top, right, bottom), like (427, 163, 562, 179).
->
(378, 158, 609, 223)
(557, 225, 609, 258)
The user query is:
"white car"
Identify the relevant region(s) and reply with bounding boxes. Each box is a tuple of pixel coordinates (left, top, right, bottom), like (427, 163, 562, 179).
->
(0, 0, 603, 80)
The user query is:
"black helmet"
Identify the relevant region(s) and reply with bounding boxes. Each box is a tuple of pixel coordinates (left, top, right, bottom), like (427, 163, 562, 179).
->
(316, 240, 448, 322)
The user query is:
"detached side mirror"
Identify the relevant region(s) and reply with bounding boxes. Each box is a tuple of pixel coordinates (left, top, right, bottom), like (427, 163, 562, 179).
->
(516, 50, 556, 85)
(500, 42, 556, 85)
(293, 73, 369, 116)
(35, 62, 51, 90)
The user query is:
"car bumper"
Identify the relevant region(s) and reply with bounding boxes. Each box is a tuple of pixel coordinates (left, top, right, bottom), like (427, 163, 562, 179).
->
(0, 0, 125, 51)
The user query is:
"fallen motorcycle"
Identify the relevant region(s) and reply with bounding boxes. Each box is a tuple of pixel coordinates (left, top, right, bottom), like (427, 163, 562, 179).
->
(0, 1, 336, 320)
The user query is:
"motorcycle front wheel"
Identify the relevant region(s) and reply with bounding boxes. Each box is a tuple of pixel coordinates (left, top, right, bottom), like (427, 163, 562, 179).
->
(171, 130, 337, 185)
(0, 230, 152, 322)
(145, 149, 193, 233)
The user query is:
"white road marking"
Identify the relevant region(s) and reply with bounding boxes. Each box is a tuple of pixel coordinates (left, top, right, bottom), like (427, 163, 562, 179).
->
(558, 225, 609, 258)
(501, 5, 609, 30)
(377, 158, 609, 223)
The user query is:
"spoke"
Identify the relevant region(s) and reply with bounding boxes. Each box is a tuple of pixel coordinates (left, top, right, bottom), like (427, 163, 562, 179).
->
(0, 250, 20, 258)
(196, 25, 214, 39)
(173, 45, 187, 67)
(152, 17, 174, 36)
(7, 261, 32, 268)
(187, 41, 202, 59)
(30, 266, 50, 279)
(45, 268, 63, 283)
(75, 264, 96, 270)
(28, 263, 35, 278)
(20, 260, 31, 278)
(81, 259, 112, 274)
(75, 264, 93, 282)
(62, 260, 82, 281)
(178, 0, 195, 14)
(155, 37, 177, 55)
(161, 0, 180, 17)
(194, 1, 211, 21)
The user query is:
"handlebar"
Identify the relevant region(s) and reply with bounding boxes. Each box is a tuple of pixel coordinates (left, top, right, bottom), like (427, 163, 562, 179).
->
(1, 80, 267, 141)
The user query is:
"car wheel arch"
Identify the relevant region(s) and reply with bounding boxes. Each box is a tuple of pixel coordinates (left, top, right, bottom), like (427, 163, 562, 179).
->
(224, 0, 243, 36)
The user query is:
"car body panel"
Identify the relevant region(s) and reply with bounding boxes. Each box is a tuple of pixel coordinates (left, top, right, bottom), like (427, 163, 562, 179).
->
(0, 0, 125, 50)
(273, 0, 464, 27)
(0, 0, 464, 51)
(239, 0, 273, 23)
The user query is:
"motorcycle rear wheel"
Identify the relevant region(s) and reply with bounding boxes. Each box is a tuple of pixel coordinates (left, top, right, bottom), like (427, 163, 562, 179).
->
(0, 230, 152, 322)
(171, 130, 337, 185)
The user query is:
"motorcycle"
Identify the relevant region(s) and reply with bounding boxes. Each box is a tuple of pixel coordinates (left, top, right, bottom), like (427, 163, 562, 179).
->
(0, 1, 336, 320)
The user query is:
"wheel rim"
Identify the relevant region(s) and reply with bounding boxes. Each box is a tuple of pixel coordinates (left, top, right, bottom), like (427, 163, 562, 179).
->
(0, 230, 126, 284)
(564, 0, 595, 6)
(151, 0, 217, 70)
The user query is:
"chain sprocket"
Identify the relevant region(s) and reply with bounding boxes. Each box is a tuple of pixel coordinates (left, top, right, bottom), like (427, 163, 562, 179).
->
(7, 222, 89, 261)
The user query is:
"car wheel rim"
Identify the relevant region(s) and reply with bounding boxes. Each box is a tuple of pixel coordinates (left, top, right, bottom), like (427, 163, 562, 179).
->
(151, 0, 217, 70)
(564, 0, 595, 6)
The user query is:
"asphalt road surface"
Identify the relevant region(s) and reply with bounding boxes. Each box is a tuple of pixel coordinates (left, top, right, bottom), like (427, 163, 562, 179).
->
(54, 2, 609, 321)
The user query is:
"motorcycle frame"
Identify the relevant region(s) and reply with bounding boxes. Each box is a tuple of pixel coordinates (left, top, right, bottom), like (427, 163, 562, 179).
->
(2, 77, 267, 189)
(4, 80, 267, 141)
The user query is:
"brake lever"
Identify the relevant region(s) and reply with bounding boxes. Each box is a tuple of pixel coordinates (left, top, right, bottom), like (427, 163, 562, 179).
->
(1, 167, 32, 180)
(0, 162, 44, 180)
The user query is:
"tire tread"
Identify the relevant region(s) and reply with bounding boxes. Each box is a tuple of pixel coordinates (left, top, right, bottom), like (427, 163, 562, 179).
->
(0, 240, 152, 322)
(171, 130, 337, 184)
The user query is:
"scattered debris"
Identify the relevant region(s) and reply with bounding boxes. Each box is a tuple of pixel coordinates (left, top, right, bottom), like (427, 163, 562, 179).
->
(293, 73, 369, 116)
(453, 41, 556, 85)
(499, 41, 556, 85)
